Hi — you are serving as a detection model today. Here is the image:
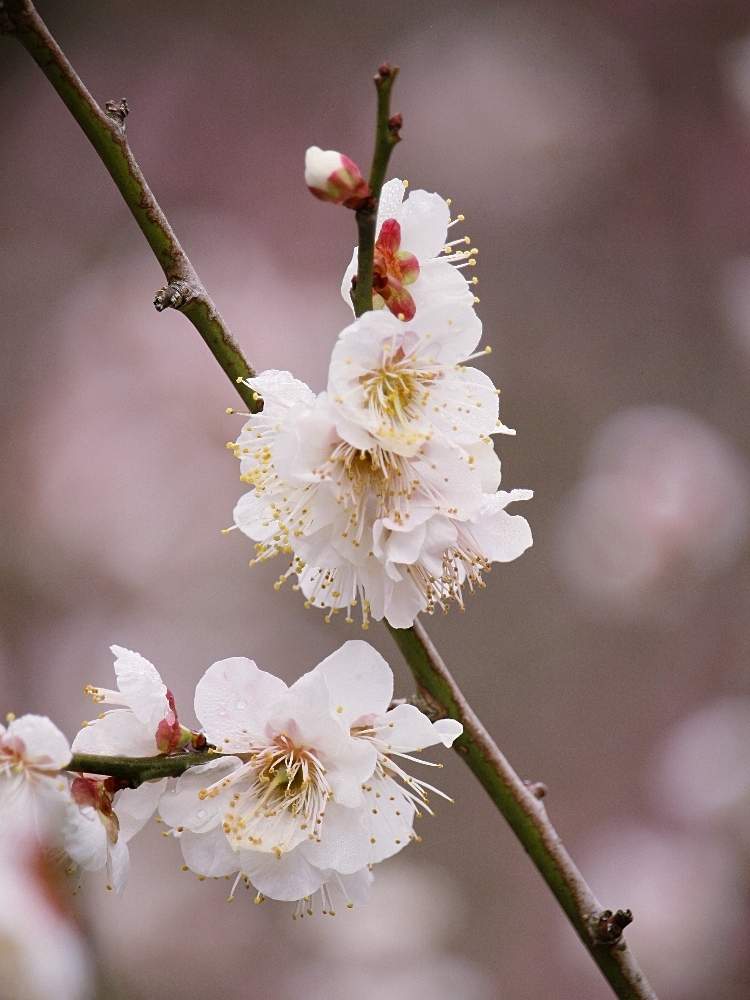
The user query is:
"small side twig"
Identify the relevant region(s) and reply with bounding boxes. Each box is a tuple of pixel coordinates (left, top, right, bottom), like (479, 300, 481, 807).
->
(351, 63, 402, 318)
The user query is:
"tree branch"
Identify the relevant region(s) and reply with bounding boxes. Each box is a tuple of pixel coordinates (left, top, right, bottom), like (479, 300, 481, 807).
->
(388, 622, 657, 999)
(2, 0, 260, 413)
(68, 750, 216, 785)
(351, 64, 401, 317)
(4, 6, 657, 998)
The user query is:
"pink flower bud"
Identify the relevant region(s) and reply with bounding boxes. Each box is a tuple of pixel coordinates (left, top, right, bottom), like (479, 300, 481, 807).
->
(304, 146, 371, 208)
(155, 689, 183, 753)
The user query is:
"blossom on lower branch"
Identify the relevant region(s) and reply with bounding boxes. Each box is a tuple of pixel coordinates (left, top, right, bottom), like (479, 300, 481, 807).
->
(65, 644, 192, 891)
(158, 640, 462, 910)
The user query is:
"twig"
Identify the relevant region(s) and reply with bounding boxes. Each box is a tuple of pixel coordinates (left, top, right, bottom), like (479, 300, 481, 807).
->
(68, 750, 215, 785)
(351, 63, 401, 317)
(4, 6, 657, 998)
(1, 0, 260, 413)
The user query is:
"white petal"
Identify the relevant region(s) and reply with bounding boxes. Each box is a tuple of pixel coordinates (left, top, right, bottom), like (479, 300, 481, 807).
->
(71, 710, 156, 757)
(62, 805, 108, 871)
(471, 490, 534, 563)
(382, 576, 428, 629)
(194, 657, 287, 750)
(400, 188, 450, 260)
(158, 757, 242, 832)
(6, 715, 71, 771)
(378, 703, 462, 752)
(313, 640, 394, 726)
(243, 847, 327, 902)
(180, 827, 239, 878)
(114, 779, 166, 842)
(110, 645, 168, 729)
(107, 836, 130, 894)
(244, 369, 315, 411)
(304, 146, 344, 187)
(411, 256, 475, 311)
(433, 718, 463, 747)
(233, 492, 277, 541)
(376, 177, 407, 228)
(361, 772, 416, 864)
(301, 801, 371, 875)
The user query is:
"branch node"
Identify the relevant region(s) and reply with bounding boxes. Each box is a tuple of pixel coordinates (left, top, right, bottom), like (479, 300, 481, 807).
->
(523, 779, 548, 800)
(154, 279, 192, 312)
(104, 97, 129, 132)
(593, 908, 634, 945)
(388, 112, 403, 143)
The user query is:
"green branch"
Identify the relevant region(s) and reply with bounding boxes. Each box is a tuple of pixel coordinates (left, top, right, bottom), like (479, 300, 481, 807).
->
(351, 64, 401, 318)
(2, 0, 260, 412)
(68, 750, 217, 785)
(4, 7, 657, 998)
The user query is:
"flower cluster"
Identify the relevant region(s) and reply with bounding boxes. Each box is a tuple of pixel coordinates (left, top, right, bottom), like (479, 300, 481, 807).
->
(1, 646, 186, 894)
(227, 169, 533, 627)
(1, 641, 460, 915)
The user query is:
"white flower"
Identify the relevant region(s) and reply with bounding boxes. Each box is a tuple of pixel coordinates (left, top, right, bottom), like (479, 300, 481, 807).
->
(301, 488, 534, 627)
(341, 177, 477, 320)
(159, 641, 461, 906)
(68, 645, 187, 889)
(0, 832, 93, 1000)
(230, 367, 530, 626)
(62, 775, 164, 894)
(328, 301, 500, 456)
(74, 645, 186, 756)
(0, 714, 71, 836)
(305, 146, 370, 207)
(229, 370, 532, 625)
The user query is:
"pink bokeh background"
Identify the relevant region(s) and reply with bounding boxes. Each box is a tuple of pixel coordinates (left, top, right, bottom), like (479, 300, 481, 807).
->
(3, 1, 750, 997)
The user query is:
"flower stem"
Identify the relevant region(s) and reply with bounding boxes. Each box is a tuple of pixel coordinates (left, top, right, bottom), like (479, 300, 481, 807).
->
(351, 64, 401, 318)
(1, 0, 260, 413)
(4, 9, 657, 998)
(67, 751, 216, 785)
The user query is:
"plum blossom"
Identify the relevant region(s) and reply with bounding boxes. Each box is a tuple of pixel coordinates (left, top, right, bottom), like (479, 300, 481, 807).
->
(341, 178, 477, 319)
(0, 831, 93, 1000)
(75, 644, 188, 756)
(68, 645, 189, 890)
(229, 364, 532, 627)
(158, 641, 462, 907)
(305, 146, 370, 208)
(0, 713, 71, 834)
(62, 773, 165, 894)
(328, 302, 500, 456)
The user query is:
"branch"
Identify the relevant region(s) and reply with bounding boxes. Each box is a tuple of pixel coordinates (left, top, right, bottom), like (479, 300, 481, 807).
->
(351, 64, 402, 317)
(1, 0, 260, 413)
(5, 8, 657, 998)
(388, 622, 657, 999)
(68, 750, 216, 785)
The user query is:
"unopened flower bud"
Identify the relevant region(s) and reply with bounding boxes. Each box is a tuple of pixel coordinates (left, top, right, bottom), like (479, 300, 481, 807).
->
(304, 146, 371, 208)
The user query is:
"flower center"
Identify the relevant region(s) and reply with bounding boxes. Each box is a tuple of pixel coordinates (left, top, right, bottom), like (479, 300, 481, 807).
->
(218, 733, 331, 856)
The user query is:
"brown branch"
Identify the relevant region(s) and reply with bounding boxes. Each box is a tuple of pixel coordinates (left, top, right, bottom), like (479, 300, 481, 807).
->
(2, 0, 260, 412)
(4, 7, 657, 997)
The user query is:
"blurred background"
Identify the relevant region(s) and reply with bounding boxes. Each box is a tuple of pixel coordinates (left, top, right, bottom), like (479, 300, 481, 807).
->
(2, 0, 750, 996)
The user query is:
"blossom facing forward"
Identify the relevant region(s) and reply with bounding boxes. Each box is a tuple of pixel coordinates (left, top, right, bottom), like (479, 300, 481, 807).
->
(229, 362, 532, 627)
(159, 641, 462, 905)
(341, 178, 477, 319)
